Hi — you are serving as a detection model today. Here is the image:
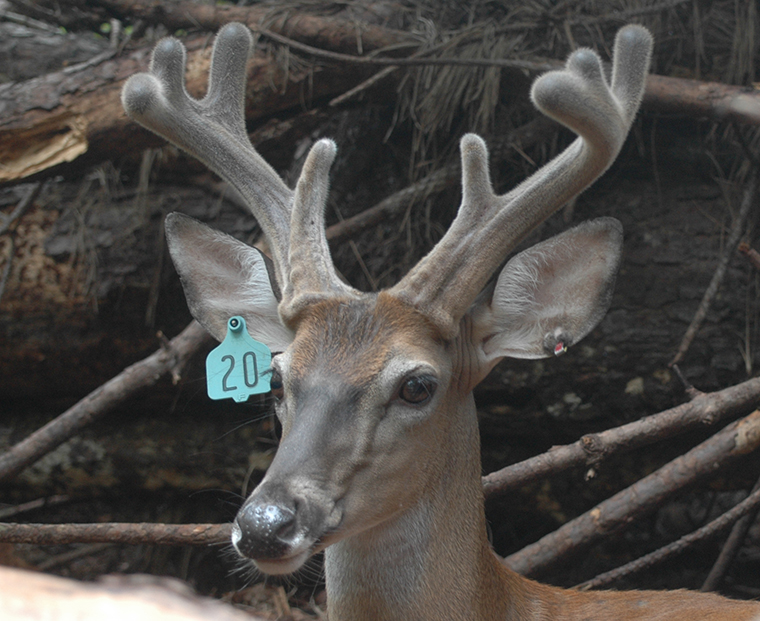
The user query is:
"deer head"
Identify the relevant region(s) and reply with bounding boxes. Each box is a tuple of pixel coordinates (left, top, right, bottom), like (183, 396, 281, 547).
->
(123, 23, 655, 620)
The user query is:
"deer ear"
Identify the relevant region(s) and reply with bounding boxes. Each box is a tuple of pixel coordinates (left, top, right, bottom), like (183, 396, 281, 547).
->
(165, 213, 293, 351)
(473, 218, 623, 361)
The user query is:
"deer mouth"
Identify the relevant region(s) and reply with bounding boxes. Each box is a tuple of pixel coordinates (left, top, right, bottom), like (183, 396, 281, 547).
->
(251, 548, 313, 576)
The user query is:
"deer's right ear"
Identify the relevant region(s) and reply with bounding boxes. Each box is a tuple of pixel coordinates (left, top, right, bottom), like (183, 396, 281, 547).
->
(165, 213, 294, 351)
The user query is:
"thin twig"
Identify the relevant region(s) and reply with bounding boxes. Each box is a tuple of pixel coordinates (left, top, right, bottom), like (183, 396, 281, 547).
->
(0, 495, 69, 520)
(565, 0, 691, 26)
(0, 7, 60, 33)
(0, 181, 42, 236)
(671, 363, 703, 400)
(256, 26, 559, 73)
(61, 47, 118, 74)
(330, 65, 398, 106)
(578, 481, 760, 590)
(37, 543, 114, 571)
(701, 474, 760, 592)
(670, 171, 759, 366)
(327, 34, 475, 107)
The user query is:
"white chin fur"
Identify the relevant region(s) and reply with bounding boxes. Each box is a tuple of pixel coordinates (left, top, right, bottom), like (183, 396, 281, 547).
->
(231, 521, 312, 575)
(253, 550, 311, 575)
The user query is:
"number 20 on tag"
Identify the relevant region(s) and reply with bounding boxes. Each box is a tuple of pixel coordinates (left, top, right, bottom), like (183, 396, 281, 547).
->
(206, 316, 272, 402)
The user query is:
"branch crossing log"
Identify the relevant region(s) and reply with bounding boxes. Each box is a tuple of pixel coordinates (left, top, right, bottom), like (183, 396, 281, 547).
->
(483, 376, 760, 498)
(503, 410, 760, 577)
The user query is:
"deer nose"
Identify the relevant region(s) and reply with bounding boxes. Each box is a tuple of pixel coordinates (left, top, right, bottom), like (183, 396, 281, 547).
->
(233, 501, 298, 560)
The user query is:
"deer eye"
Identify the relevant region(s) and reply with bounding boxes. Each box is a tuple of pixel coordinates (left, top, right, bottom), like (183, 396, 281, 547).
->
(270, 369, 284, 401)
(397, 376, 436, 406)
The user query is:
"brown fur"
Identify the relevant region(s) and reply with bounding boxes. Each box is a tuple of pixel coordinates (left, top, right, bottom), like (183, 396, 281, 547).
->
(287, 292, 444, 387)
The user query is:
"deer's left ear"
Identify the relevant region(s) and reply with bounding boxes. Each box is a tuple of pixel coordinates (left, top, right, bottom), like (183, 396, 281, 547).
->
(471, 217, 623, 362)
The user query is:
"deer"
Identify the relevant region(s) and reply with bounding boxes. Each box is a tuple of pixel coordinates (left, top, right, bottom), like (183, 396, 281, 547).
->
(122, 21, 760, 621)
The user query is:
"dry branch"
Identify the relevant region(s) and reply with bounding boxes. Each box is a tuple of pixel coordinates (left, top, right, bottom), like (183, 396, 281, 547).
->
(0, 522, 231, 546)
(644, 75, 760, 126)
(80, 0, 760, 128)
(482, 376, 760, 498)
(5, 387, 760, 548)
(72, 0, 408, 55)
(0, 495, 69, 520)
(701, 474, 760, 592)
(578, 480, 760, 590)
(0, 41, 168, 183)
(670, 171, 759, 366)
(0, 321, 212, 482)
(503, 409, 760, 577)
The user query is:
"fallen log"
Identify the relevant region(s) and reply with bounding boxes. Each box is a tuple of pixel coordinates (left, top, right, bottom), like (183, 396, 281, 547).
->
(0, 23, 389, 184)
(1, 566, 266, 621)
(3, 8, 759, 185)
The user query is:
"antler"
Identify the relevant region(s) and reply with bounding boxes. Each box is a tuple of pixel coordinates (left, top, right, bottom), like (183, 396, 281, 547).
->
(390, 25, 653, 337)
(121, 23, 356, 321)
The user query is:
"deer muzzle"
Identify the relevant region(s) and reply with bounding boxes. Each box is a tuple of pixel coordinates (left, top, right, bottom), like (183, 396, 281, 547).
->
(232, 471, 343, 575)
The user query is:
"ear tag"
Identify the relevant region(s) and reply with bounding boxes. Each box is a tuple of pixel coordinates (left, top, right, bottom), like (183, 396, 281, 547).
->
(206, 316, 272, 402)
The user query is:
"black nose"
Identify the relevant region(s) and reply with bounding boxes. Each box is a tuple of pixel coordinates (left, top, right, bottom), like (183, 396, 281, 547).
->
(233, 501, 298, 560)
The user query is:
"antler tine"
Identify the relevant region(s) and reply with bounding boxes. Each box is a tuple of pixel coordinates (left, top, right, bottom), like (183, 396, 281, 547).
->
(391, 25, 653, 338)
(281, 139, 359, 321)
(121, 23, 293, 289)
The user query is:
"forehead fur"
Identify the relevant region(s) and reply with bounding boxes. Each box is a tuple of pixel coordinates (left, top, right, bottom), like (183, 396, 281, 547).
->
(287, 292, 443, 385)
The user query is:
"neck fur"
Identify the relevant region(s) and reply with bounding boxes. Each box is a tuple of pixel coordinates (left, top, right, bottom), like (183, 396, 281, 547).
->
(323, 394, 512, 621)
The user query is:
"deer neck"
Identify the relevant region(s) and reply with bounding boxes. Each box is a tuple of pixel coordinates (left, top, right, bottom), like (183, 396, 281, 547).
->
(324, 392, 514, 621)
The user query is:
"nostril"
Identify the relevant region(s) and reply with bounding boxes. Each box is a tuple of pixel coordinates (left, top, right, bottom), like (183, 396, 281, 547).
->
(258, 504, 296, 539)
(273, 510, 298, 540)
(234, 501, 299, 560)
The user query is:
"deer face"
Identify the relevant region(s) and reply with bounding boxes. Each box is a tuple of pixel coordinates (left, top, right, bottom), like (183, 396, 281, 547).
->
(161, 209, 625, 576)
(122, 22, 651, 582)
(231, 294, 456, 575)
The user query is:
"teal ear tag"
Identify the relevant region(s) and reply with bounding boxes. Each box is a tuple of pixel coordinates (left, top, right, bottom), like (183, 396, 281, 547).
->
(206, 316, 272, 403)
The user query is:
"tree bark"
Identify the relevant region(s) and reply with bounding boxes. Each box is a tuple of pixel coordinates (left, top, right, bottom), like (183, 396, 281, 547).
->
(3, 8, 759, 185)
(0, 33, 376, 184)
